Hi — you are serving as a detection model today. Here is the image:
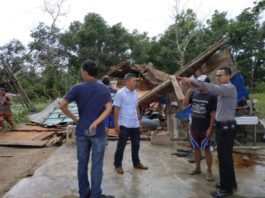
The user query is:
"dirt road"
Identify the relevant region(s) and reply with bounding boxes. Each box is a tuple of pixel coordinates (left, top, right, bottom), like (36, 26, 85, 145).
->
(0, 146, 56, 197)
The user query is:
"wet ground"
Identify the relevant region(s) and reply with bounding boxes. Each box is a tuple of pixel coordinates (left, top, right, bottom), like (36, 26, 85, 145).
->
(3, 141, 265, 198)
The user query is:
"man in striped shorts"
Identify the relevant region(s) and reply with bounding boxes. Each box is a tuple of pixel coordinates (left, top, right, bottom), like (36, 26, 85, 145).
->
(183, 75, 217, 181)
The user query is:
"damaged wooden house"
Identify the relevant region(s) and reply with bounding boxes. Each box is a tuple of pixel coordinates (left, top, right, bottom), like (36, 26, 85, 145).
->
(137, 37, 265, 147)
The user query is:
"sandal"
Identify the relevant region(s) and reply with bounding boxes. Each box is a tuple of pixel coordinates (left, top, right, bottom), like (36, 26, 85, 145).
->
(189, 169, 201, 175)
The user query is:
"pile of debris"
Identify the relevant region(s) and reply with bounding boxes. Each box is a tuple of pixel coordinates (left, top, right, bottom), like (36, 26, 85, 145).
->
(0, 124, 65, 147)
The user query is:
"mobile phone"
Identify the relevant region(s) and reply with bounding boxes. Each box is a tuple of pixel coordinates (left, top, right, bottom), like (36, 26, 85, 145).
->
(84, 127, 97, 137)
(87, 128, 97, 137)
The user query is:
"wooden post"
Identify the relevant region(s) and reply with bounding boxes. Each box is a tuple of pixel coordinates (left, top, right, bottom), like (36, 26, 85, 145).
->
(166, 94, 173, 137)
(170, 75, 184, 102)
(3, 64, 36, 111)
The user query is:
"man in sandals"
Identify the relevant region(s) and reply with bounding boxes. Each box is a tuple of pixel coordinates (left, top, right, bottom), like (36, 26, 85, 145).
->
(113, 73, 148, 174)
(183, 75, 217, 181)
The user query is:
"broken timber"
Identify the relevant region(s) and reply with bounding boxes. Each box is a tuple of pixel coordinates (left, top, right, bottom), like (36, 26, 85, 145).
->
(1, 62, 36, 111)
(138, 37, 231, 106)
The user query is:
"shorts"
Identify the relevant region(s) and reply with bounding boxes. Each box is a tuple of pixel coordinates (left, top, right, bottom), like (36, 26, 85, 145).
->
(189, 128, 210, 149)
(0, 112, 13, 129)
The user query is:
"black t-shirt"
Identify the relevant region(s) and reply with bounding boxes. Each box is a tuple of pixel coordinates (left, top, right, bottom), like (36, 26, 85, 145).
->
(189, 91, 217, 132)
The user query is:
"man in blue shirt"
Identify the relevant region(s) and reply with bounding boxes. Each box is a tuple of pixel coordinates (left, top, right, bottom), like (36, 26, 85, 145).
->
(102, 77, 117, 145)
(113, 73, 148, 174)
(102, 78, 117, 130)
(60, 60, 113, 198)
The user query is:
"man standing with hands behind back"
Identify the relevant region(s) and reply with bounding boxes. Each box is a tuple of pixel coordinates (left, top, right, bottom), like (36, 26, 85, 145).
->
(178, 67, 238, 198)
(60, 60, 114, 198)
(113, 73, 148, 174)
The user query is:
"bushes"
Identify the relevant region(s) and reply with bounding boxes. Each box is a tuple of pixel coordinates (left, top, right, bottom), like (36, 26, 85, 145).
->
(11, 104, 30, 124)
(251, 93, 265, 119)
(252, 81, 265, 93)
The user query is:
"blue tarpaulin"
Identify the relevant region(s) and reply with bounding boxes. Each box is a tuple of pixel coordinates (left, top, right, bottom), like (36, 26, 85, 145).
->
(175, 105, 192, 120)
(230, 72, 249, 102)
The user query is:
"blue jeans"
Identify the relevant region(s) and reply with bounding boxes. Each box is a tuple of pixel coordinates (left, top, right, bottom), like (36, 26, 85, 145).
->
(76, 135, 106, 198)
(114, 126, 141, 167)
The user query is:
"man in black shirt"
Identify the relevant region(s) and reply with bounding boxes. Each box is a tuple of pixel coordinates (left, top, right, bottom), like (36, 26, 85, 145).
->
(183, 75, 217, 181)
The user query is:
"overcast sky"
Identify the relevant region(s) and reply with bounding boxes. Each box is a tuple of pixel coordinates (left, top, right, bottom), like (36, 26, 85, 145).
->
(0, 0, 256, 46)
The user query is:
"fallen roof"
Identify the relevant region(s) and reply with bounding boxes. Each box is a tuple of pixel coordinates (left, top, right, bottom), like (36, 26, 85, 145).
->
(107, 61, 170, 88)
(30, 98, 79, 127)
(29, 98, 61, 124)
(138, 37, 236, 105)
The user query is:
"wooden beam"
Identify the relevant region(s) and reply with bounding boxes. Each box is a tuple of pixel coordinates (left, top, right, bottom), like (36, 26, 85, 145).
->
(3, 63, 36, 111)
(138, 77, 173, 105)
(170, 75, 184, 101)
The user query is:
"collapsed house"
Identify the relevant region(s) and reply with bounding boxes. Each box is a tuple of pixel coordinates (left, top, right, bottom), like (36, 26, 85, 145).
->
(105, 61, 170, 98)
(0, 37, 264, 148)
(137, 37, 264, 146)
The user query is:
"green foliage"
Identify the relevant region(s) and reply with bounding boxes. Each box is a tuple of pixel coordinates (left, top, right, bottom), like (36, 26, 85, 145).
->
(33, 99, 53, 112)
(252, 81, 265, 93)
(11, 104, 29, 124)
(251, 93, 265, 119)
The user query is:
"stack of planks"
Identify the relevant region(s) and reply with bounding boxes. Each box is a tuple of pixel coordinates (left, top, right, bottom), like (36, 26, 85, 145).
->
(0, 124, 64, 147)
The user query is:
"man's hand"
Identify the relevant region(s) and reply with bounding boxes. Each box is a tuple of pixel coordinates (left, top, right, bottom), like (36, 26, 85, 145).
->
(176, 77, 194, 84)
(73, 117, 79, 125)
(139, 120, 143, 131)
(89, 120, 98, 131)
(115, 125, 120, 135)
(206, 128, 213, 138)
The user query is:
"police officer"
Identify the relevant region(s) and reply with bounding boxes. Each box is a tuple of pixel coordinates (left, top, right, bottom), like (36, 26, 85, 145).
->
(178, 67, 237, 198)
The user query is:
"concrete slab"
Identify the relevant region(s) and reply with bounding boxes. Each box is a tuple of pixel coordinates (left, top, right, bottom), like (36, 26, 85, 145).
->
(3, 142, 265, 198)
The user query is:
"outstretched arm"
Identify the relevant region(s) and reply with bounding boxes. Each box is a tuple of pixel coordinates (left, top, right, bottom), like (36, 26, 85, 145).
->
(177, 77, 233, 96)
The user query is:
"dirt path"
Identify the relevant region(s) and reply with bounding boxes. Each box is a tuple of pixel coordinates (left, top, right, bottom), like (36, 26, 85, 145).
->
(0, 146, 57, 197)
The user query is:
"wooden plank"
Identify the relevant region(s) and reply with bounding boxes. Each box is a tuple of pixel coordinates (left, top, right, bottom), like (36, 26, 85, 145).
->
(138, 77, 172, 105)
(32, 132, 56, 141)
(170, 75, 184, 101)
(234, 146, 265, 150)
(0, 140, 48, 147)
(0, 132, 56, 141)
(174, 37, 230, 76)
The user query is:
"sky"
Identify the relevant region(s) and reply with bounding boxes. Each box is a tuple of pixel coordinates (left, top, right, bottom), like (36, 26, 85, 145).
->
(0, 0, 256, 46)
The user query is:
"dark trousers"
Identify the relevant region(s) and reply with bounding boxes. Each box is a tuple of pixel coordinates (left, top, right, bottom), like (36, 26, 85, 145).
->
(114, 126, 141, 167)
(216, 125, 237, 191)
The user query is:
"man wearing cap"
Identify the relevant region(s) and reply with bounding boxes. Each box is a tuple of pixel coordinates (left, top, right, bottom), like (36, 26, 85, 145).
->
(183, 75, 217, 181)
(178, 67, 238, 198)
(113, 73, 148, 174)
(0, 88, 14, 131)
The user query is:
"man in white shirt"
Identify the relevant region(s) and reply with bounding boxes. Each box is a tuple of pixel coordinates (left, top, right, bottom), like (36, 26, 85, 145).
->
(113, 73, 148, 174)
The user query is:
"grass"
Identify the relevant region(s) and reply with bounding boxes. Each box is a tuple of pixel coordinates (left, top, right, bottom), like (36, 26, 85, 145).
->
(34, 99, 53, 112)
(250, 93, 265, 119)
(12, 104, 30, 124)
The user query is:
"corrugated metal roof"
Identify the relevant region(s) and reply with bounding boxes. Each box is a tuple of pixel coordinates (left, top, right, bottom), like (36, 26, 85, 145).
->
(42, 102, 79, 126)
